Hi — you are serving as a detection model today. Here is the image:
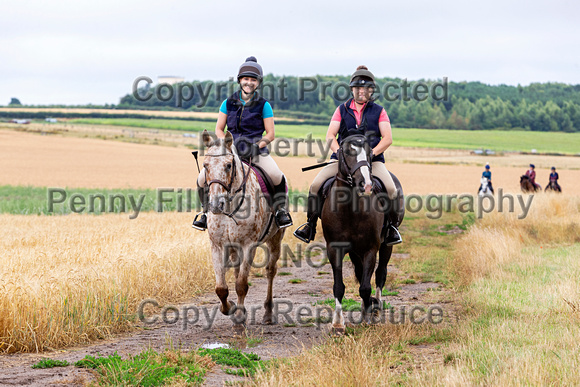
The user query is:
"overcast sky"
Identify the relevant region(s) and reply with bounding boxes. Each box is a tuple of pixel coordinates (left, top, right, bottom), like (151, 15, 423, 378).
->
(1, 0, 578, 105)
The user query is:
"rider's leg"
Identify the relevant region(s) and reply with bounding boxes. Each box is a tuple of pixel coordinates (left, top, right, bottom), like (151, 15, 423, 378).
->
(372, 162, 402, 246)
(192, 170, 209, 231)
(372, 162, 398, 200)
(294, 162, 337, 243)
(253, 154, 293, 228)
(489, 181, 494, 194)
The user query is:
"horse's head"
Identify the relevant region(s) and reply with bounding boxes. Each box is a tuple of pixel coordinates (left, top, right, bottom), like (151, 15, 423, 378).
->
(338, 134, 373, 196)
(202, 130, 239, 214)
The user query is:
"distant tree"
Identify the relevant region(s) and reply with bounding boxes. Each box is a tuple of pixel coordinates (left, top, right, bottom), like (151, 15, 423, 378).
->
(9, 98, 22, 106)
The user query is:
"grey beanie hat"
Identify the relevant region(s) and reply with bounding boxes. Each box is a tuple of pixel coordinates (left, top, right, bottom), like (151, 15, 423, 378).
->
(237, 56, 263, 81)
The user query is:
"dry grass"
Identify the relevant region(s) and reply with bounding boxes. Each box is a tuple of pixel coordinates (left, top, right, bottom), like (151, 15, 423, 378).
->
(0, 212, 214, 353)
(405, 193, 580, 385)
(455, 193, 580, 284)
(251, 324, 442, 387)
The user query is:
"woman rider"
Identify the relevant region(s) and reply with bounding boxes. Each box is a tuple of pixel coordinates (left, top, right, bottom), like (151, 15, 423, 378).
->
(546, 166, 561, 191)
(192, 56, 293, 230)
(478, 163, 494, 194)
(294, 65, 401, 245)
(525, 164, 541, 190)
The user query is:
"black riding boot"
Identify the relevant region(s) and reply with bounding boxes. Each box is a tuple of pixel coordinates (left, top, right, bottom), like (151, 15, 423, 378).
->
(273, 177, 293, 228)
(383, 207, 403, 246)
(192, 186, 208, 231)
(293, 194, 320, 243)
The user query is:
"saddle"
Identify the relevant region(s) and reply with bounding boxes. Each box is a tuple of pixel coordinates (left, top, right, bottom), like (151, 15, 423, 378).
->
(320, 176, 386, 199)
(241, 160, 274, 203)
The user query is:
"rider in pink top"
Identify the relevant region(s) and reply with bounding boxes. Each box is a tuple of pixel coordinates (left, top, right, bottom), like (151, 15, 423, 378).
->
(525, 164, 540, 189)
(331, 100, 390, 125)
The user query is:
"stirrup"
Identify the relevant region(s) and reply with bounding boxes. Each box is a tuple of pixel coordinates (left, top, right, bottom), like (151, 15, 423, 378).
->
(293, 223, 314, 243)
(192, 213, 207, 231)
(275, 209, 293, 229)
(384, 225, 402, 246)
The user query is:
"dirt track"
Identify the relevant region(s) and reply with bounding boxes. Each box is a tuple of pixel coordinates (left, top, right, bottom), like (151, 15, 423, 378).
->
(0, 248, 452, 386)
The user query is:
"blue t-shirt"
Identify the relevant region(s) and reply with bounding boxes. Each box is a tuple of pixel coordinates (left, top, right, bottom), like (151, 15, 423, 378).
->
(482, 170, 491, 179)
(219, 93, 273, 118)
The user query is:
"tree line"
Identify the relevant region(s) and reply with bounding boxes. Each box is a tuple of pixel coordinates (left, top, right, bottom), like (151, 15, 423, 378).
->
(119, 75, 580, 132)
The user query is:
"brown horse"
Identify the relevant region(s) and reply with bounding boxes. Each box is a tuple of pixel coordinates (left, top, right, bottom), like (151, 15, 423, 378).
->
(321, 134, 404, 334)
(201, 130, 285, 329)
(520, 175, 542, 193)
(545, 180, 562, 193)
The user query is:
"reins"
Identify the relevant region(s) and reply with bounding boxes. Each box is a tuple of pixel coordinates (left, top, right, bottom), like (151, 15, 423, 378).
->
(336, 145, 372, 187)
(205, 150, 252, 224)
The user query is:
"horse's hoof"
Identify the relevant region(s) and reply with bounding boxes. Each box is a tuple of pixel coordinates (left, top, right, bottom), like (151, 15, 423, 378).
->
(221, 301, 236, 316)
(261, 315, 275, 325)
(330, 325, 345, 336)
(233, 324, 246, 335)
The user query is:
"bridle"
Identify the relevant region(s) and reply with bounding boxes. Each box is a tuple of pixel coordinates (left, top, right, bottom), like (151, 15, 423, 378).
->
(336, 136, 372, 188)
(205, 149, 252, 223)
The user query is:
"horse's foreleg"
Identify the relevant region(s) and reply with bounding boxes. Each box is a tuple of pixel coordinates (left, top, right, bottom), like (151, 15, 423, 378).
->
(360, 250, 377, 324)
(212, 245, 234, 316)
(375, 244, 393, 302)
(374, 244, 393, 319)
(232, 245, 253, 327)
(263, 234, 282, 325)
(327, 244, 346, 334)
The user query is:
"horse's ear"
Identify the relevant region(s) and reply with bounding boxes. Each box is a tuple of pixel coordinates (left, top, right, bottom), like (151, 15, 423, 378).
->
(202, 130, 215, 148)
(224, 131, 233, 150)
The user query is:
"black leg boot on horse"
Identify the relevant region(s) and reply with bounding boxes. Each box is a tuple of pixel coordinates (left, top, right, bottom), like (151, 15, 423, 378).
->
(293, 193, 320, 243)
(273, 177, 293, 228)
(192, 186, 209, 231)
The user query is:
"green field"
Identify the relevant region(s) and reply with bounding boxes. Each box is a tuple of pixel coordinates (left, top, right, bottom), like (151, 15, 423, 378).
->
(69, 118, 580, 154)
(0, 185, 306, 216)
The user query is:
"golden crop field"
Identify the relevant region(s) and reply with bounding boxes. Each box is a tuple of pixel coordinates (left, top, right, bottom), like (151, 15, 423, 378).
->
(0, 212, 214, 353)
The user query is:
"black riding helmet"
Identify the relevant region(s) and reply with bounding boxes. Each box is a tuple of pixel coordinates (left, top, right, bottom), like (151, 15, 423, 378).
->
(237, 56, 263, 82)
(349, 65, 376, 88)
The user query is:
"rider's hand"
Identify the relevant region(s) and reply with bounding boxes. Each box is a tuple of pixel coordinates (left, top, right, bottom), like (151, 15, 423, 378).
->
(251, 143, 261, 157)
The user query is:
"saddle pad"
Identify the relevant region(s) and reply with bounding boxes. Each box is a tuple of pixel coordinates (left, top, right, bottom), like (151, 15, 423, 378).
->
(241, 160, 272, 198)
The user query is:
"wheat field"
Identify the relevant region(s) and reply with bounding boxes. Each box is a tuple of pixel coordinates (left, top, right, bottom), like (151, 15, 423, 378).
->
(0, 212, 214, 353)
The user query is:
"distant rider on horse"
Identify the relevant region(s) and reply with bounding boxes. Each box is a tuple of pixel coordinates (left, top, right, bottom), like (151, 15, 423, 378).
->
(546, 166, 561, 191)
(192, 56, 293, 230)
(525, 164, 541, 190)
(294, 65, 401, 245)
(478, 163, 494, 194)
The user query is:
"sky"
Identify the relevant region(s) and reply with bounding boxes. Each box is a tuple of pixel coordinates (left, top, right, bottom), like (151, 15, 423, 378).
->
(1, 0, 579, 105)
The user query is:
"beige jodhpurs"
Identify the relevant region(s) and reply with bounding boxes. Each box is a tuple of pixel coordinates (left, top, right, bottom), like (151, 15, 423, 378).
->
(309, 161, 397, 200)
(197, 153, 284, 187)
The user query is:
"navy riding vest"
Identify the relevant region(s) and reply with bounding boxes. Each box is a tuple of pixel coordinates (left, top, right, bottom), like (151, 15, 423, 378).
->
(225, 91, 269, 155)
(330, 99, 385, 163)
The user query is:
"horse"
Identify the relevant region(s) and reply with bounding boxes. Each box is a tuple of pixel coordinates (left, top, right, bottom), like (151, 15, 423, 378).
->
(520, 175, 542, 193)
(200, 130, 285, 329)
(321, 134, 405, 334)
(545, 180, 562, 193)
(479, 177, 492, 196)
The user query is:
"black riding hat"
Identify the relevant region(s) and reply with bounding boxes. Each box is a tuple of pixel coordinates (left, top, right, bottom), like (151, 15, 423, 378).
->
(349, 65, 376, 88)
